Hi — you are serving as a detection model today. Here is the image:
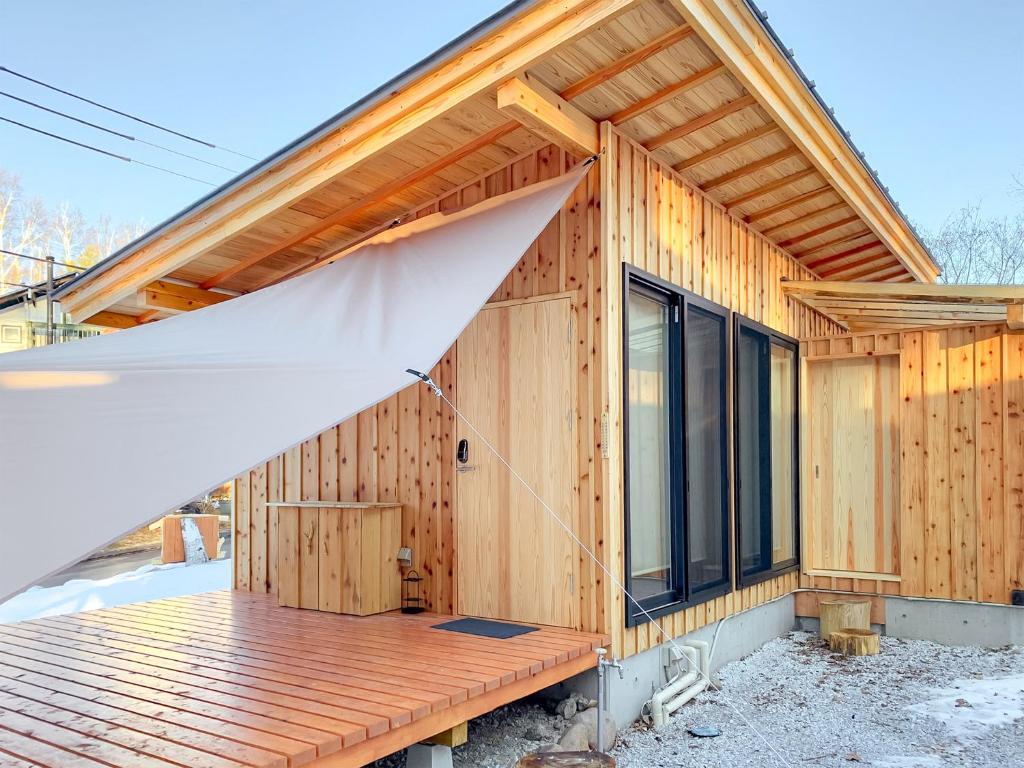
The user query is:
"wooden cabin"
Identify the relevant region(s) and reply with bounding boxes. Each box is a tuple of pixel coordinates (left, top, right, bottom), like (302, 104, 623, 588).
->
(7, 0, 1016, 764)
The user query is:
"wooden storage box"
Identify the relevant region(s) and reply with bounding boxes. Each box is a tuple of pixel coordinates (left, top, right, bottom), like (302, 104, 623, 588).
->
(271, 502, 402, 616)
(160, 514, 219, 563)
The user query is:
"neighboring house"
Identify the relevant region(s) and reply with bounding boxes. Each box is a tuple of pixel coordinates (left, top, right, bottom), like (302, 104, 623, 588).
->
(24, 0, 1023, 764)
(0, 273, 102, 353)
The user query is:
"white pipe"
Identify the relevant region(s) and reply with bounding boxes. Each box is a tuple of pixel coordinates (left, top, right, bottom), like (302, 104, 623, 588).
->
(649, 640, 712, 728)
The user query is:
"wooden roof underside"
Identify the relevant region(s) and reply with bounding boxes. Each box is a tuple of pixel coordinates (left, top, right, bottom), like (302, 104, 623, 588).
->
(59, 0, 940, 327)
(784, 281, 1024, 333)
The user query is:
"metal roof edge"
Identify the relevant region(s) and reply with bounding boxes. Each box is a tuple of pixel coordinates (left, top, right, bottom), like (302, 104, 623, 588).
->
(54, 0, 540, 301)
(742, 0, 940, 278)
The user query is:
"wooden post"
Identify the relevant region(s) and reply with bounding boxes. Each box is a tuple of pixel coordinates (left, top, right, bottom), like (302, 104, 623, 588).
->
(818, 599, 871, 639)
(829, 628, 880, 656)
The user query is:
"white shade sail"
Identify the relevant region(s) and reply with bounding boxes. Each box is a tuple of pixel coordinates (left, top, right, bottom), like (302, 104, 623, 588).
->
(0, 164, 589, 602)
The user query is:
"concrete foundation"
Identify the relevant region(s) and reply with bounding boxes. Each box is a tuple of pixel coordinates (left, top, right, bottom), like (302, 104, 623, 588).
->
(550, 594, 795, 729)
(545, 591, 1023, 731)
(884, 596, 1024, 647)
(406, 744, 454, 768)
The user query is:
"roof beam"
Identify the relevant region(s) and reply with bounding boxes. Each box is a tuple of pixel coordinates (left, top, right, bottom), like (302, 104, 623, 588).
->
(723, 168, 817, 210)
(744, 185, 831, 223)
(795, 229, 873, 259)
(137, 280, 233, 314)
(674, 123, 779, 171)
(778, 215, 860, 248)
(666, 0, 938, 282)
(817, 250, 892, 279)
(498, 73, 599, 157)
(608, 63, 725, 124)
(829, 257, 900, 282)
(761, 200, 849, 237)
(58, 0, 636, 320)
(201, 121, 520, 289)
(700, 146, 801, 191)
(644, 94, 757, 151)
(84, 311, 139, 329)
(560, 25, 694, 101)
(782, 280, 1024, 305)
(804, 240, 884, 271)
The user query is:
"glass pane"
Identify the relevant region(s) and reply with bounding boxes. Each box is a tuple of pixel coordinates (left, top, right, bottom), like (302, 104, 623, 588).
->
(685, 307, 726, 592)
(770, 342, 797, 565)
(737, 326, 767, 575)
(627, 290, 672, 601)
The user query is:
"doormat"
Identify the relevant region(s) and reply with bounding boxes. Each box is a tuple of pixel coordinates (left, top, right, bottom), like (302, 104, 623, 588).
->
(432, 617, 539, 639)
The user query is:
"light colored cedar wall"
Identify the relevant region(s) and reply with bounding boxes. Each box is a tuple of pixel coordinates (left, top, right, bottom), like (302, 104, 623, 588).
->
(233, 144, 608, 631)
(599, 125, 844, 658)
(800, 324, 1024, 604)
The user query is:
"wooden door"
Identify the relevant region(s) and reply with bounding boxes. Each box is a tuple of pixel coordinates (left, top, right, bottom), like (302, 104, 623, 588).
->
(804, 355, 901, 577)
(456, 297, 578, 628)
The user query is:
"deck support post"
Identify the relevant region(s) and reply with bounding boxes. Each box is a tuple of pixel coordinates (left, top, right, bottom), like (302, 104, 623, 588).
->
(407, 743, 454, 768)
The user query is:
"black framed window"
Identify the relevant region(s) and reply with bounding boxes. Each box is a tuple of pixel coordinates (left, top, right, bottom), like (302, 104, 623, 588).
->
(623, 267, 730, 625)
(734, 316, 799, 586)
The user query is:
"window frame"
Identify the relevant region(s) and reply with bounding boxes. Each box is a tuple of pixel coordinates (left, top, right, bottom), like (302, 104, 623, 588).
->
(622, 265, 732, 627)
(732, 314, 801, 588)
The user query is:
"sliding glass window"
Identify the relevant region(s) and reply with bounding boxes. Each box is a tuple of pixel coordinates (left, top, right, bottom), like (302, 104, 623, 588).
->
(734, 316, 799, 585)
(624, 267, 730, 625)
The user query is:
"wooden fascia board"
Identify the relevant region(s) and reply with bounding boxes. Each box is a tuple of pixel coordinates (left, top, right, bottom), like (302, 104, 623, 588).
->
(59, 0, 636, 321)
(137, 280, 234, 314)
(498, 73, 599, 157)
(668, 0, 939, 283)
(782, 280, 1024, 305)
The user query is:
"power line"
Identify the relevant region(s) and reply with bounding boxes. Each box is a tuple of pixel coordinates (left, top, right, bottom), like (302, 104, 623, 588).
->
(0, 248, 84, 271)
(0, 65, 257, 161)
(0, 90, 239, 173)
(0, 115, 216, 186)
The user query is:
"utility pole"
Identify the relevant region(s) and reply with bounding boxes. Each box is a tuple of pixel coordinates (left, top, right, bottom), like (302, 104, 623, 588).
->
(45, 255, 54, 345)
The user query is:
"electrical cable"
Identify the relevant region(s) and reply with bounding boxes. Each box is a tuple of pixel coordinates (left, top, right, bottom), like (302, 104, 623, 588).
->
(409, 370, 795, 767)
(0, 65, 257, 161)
(0, 248, 83, 271)
(0, 116, 215, 186)
(0, 90, 239, 173)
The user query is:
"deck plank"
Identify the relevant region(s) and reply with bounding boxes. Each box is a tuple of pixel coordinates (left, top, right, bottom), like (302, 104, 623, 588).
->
(0, 591, 607, 768)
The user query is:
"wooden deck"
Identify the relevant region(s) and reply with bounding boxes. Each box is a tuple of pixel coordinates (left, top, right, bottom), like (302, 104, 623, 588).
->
(0, 591, 607, 767)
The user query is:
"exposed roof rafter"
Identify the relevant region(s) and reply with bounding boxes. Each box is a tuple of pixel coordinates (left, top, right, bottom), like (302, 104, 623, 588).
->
(674, 122, 779, 171)
(777, 215, 860, 248)
(645, 94, 757, 151)
(723, 167, 817, 210)
(760, 200, 849, 237)
(607, 62, 725, 124)
(201, 121, 521, 289)
(700, 146, 801, 191)
(560, 24, 695, 101)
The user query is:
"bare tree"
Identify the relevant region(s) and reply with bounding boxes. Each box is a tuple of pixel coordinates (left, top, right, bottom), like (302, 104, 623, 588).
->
(928, 204, 1024, 286)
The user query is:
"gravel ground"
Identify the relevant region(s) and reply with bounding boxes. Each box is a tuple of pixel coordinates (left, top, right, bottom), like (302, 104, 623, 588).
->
(372, 632, 1023, 768)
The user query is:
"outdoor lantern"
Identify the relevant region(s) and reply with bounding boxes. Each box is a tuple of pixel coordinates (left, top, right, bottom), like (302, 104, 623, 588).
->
(402, 569, 424, 614)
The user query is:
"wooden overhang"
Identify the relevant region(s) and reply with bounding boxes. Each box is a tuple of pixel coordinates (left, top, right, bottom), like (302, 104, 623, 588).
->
(55, 0, 940, 328)
(783, 280, 1024, 332)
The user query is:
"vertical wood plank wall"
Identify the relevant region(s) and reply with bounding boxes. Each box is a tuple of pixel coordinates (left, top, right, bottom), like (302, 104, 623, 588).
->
(233, 144, 607, 630)
(600, 125, 844, 657)
(800, 325, 1024, 604)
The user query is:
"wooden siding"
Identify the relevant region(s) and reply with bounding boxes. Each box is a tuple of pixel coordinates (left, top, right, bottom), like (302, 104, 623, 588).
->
(234, 144, 607, 632)
(600, 124, 844, 657)
(800, 325, 1024, 604)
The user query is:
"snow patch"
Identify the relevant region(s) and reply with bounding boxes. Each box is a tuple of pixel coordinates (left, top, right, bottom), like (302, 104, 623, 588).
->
(908, 674, 1024, 738)
(0, 558, 231, 624)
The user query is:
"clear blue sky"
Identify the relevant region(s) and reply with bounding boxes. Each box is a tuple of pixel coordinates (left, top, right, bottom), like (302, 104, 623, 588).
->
(2, 0, 1021, 237)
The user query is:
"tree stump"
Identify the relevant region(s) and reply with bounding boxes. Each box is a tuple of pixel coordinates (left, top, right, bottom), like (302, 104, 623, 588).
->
(829, 628, 880, 656)
(818, 599, 871, 640)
